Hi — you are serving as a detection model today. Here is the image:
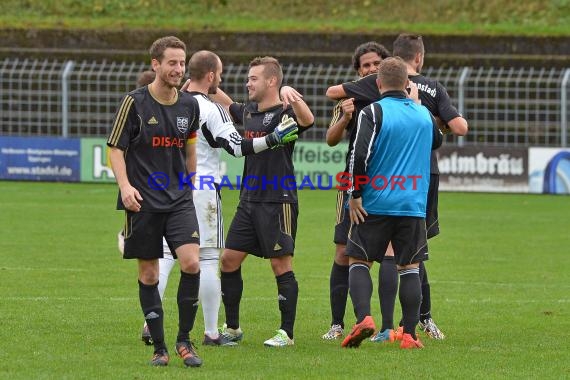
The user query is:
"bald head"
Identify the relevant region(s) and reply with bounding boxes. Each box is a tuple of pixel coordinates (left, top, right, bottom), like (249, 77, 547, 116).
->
(188, 50, 221, 80)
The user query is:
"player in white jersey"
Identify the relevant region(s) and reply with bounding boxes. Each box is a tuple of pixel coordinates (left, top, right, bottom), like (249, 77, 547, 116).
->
(187, 50, 300, 346)
(122, 50, 300, 346)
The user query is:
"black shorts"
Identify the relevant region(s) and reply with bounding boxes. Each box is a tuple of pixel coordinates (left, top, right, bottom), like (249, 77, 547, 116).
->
(333, 191, 350, 245)
(426, 174, 440, 239)
(225, 200, 297, 259)
(123, 206, 200, 260)
(346, 215, 427, 266)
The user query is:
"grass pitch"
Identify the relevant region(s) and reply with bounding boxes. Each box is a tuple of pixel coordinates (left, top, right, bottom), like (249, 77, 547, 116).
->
(0, 181, 568, 379)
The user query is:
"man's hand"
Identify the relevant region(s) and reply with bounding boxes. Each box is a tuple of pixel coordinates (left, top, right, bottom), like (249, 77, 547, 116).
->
(340, 98, 355, 120)
(348, 196, 368, 225)
(407, 82, 420, 105)
(280, 86, 303, 108)
(265, 115, 299, 148)
(120, 184, 143, 212)
(181, 79, 191, 92)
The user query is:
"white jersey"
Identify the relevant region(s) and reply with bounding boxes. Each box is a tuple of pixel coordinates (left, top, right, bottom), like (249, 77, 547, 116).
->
(192, 93, 245, 183)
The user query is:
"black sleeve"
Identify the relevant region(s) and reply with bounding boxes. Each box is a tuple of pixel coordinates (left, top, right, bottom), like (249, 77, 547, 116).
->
(328, 100, 344, 128)
(229, 103, 245, 124)
(215, 133, 255, 157)
(107, 94, 139, 150)
(348, 103, 383, 198)
(435, 82, 461, 123)
(189, 98, 200, 134)
(342, 74, 380, 103)
(430, 114, 443, 150)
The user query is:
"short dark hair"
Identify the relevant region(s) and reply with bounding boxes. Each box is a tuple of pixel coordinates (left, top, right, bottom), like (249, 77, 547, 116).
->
(377, 57, 408, 89)
(392, 34, 424, 62)
(136, 70, 155, 87)
(352, 42, 391, 72)
(149, 36, 186, 62)
(249, 56, 283, 87)
(188, 50, 220, 80)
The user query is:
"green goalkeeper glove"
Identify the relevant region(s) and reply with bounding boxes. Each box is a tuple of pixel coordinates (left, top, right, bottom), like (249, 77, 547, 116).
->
(265, 115, 299, 148)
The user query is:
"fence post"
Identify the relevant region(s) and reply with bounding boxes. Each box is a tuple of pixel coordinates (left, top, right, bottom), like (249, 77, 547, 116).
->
(457, 66, 470, 147)
(61, 60, 75, 138)
(561, 68, 570, 147)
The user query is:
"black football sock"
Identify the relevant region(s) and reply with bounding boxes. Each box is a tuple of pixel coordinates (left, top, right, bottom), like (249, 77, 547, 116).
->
(398, 268, 421, 340)
(139, 280, 166, 352)
(348, 263, 372, 323)
(176, 270, 200, 343)
(329, 262, 349, 328)
(221, 267, 243, 330)
(276, 271, 298, 339)
(379, 256, 398, 331)
(419, 261, 432, 321)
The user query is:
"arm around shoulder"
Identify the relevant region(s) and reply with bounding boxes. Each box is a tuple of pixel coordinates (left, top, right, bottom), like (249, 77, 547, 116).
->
(326, 84, 347, 100)
(209, 88, 234, 114)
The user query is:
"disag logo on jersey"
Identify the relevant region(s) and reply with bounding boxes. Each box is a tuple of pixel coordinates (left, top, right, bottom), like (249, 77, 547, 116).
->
(177, 117, 189, 133)
(262, 112, 274, 127)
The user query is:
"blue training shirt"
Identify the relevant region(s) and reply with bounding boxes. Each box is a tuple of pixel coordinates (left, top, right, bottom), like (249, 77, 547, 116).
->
(347, 90, 442, 217)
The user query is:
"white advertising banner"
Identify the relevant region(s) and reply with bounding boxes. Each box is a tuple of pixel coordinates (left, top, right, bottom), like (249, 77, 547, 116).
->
(437, 146, 528, 193)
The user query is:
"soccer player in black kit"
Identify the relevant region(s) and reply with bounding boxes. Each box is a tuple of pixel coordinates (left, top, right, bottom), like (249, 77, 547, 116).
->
(211, 56, 314, 347)
(326, 33, 468, 341)
(107, 36, 203, 367)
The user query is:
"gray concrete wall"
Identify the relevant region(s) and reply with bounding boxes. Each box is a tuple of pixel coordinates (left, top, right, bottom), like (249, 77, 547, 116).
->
(1, 29, 568, 67)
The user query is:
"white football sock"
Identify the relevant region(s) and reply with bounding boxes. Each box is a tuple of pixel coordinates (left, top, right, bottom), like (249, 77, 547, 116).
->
(199, 248, 221, 337)
(158, 254, 176, 300)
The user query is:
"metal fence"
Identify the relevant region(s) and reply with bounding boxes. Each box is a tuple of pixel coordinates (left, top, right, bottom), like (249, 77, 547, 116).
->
(1, 58, 569, 147)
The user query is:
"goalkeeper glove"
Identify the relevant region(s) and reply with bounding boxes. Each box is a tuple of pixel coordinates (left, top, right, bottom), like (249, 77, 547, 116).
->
(265, 115, 298, 148)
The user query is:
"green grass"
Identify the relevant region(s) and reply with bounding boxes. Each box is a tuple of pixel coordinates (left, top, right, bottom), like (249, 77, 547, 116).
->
(0, 181, 569, 379)
(0, 0, 569, 36)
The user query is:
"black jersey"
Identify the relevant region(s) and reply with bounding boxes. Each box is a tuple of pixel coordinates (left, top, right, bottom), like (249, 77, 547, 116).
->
(333, 77, 381, 172)
(229, 102, 310, 203)
(107, 86, 200, 212)
(343, 73, 460, 174)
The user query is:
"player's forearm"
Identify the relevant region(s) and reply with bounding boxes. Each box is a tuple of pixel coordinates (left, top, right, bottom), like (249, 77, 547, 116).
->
(209, 88, 233, 114)
(448, 117, 468, 136)
(326, 84, 347, 100)
(186, 143, 197, 185)
(290, 99, 314, 128)
(109, 147, 130, 190)
(326, 115, 350, 146)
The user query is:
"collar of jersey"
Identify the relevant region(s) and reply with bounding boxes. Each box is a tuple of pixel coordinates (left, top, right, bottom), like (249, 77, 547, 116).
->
(380, 90, 408, 100)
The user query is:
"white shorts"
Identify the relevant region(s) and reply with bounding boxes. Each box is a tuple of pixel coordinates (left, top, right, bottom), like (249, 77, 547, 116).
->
(194, 187, 224, 248)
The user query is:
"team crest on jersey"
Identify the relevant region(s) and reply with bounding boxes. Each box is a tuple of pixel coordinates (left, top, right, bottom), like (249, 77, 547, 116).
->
(262, 112, 274, 126)
(177, 117, 189, 133)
